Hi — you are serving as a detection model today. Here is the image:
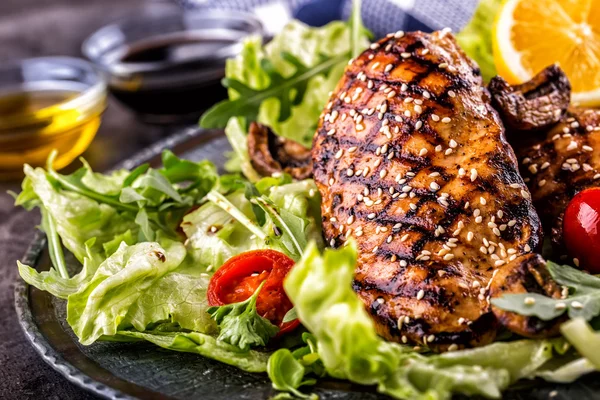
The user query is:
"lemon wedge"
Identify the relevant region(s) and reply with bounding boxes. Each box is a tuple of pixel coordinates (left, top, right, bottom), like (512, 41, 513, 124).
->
(493, 0, 600, 106)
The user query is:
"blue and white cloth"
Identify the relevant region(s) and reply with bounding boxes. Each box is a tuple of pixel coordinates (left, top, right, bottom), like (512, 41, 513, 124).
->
(176, 0, 478, 38)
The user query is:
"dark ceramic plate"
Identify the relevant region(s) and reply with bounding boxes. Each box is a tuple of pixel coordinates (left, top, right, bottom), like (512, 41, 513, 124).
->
(14, 127, 600, 400)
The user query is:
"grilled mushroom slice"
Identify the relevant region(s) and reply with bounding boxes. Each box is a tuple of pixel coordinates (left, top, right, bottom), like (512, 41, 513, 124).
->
(490, 253, 565, 338)
(247, 122, 312, 180)
(489, 64, 571, 133)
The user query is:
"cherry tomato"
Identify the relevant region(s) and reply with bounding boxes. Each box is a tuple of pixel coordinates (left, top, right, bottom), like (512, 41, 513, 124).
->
(207, 249, 300, 335)
(563, 187, 600, 273)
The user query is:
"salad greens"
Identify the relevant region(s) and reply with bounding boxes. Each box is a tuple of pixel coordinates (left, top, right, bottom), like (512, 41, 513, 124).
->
(13, 1, 600, 398)
(278, 243, 585, 399)
(201, 6, 370, 148)
(208, 281, 279, 351)
(455, 0, 501, 82)
(116, 330, 270, 373)
(492, 261, 600, 321)
(67, 240, 186, 345)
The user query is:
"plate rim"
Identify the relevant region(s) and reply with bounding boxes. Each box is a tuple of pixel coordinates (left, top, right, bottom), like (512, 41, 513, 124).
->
(13, 126, 213, 400)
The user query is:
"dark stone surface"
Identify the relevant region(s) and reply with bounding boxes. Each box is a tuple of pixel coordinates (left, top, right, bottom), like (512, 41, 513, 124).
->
(0, 1, 177, 399)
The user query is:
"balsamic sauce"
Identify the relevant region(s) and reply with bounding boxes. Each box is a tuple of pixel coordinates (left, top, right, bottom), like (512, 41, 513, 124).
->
(107, 35, 231, 123)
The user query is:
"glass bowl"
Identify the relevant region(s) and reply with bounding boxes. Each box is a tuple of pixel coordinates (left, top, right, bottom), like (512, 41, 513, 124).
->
(82, 5, 263, 124)
(0, 57, 107, 181)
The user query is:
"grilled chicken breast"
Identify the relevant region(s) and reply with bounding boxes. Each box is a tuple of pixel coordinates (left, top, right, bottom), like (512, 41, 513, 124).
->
(311, 30, 543, 350)
(516, 108, 600, 258)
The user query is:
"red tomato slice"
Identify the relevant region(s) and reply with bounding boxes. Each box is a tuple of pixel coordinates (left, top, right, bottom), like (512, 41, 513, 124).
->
(564, 187, 600, 274)
(207, 249, 300, 335)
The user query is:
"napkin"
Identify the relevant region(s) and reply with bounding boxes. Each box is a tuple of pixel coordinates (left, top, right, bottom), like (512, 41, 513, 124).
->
(176, 0, 478, 38)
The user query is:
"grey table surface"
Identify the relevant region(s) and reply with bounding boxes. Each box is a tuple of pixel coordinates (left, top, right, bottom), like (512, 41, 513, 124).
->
(0, 0, 188, 398)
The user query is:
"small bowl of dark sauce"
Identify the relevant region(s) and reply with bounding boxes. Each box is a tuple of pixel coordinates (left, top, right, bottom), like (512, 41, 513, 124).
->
(82, 5, 263, 124)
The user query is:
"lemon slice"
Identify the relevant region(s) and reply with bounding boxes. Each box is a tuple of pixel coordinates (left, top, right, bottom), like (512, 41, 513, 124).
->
(493, 0, 600, 106)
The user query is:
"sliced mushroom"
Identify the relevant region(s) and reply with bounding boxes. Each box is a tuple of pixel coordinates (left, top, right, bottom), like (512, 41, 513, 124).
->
(247, 122, 312, 180)
(489, 64, 571, 132)
(490, 253, 565, 338)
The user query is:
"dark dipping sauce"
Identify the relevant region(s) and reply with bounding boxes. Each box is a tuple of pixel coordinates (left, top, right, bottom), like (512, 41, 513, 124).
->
(107, 35, 231, 123)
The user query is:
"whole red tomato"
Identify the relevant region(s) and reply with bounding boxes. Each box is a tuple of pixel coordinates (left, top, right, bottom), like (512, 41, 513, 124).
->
(563, 187, 600, 273)
(207, 249, 300, 335)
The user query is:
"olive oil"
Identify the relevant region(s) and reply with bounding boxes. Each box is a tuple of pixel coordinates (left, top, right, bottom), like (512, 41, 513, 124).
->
(0, 83, 105, 180)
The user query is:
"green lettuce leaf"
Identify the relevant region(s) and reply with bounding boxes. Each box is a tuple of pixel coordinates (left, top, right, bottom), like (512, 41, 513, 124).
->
(182, 191, 265, 270)
(67, 240, 186, 345)
(534, 358, 596, 383)
(115, 330, 270, 372)
(20, 165, 138, 261)
(183, 180, 322, 270)
(122, 269, 216, 334)
(281, 243, 571, 400)
(208, 281, 279, 351)
(456, 0, 501, 82)
(560, 318, 600, 369)
(18, 237, 103, 299)
(202, 18, 369, 147)
(224, 117, 261, 182)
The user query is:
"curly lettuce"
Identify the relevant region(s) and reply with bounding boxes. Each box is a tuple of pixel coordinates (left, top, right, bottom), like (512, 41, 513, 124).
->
(279, 243, 578, 400)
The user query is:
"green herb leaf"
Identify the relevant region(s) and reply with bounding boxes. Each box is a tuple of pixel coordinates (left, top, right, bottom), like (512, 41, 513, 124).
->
(254, 196, 308, 260)
(122, 164, 150, 187)
(491, 262, 600, 321)
(208, 281, 279, 351)
(243, 181, 266, 225)
(201, 52, 346, 130)
(40, 205, 69, 279)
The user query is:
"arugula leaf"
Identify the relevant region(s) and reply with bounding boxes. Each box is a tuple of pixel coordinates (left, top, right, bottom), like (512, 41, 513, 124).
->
(491, 262, 600, 321)
(208, 281, 279, 351)
(201, 52, 346, 130)
(254, 196, 307, 260)
(40, 205, 68, 279)
(243, 181, 266, 225)
(205, 16, 369, 147)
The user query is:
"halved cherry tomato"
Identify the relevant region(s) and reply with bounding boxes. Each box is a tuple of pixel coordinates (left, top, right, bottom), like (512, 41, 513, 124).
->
(564, 187, 600, 274)
(207, 249, 300, 335)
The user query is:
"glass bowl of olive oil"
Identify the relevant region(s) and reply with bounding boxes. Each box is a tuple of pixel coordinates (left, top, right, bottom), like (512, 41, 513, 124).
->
(0, 57, 107, 180)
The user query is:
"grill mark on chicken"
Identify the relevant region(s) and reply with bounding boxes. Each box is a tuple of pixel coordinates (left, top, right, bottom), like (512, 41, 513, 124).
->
(312, 30, 543, 351)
